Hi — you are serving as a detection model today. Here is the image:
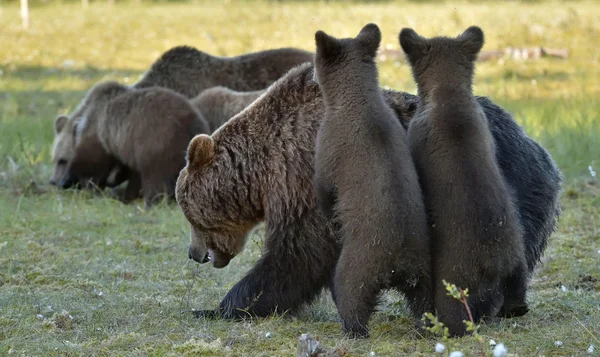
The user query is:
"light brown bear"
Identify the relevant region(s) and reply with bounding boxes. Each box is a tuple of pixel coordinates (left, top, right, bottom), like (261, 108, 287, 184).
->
(312, 24, 432, 338)
(71, 81, 210, 206)
(51, 45, 313, 190)
(174, 61, 561, 337)
(191, 87, 266, 132)
(400, 26, 527, 336)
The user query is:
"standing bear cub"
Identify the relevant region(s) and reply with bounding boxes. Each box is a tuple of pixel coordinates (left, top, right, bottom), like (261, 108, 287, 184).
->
(400, 26, 527, 336)
(313, 24, 433, 338)
(72, 82, 210, 206)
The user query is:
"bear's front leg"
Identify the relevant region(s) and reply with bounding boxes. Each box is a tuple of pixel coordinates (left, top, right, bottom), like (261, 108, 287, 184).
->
(204, 217, 339, 320)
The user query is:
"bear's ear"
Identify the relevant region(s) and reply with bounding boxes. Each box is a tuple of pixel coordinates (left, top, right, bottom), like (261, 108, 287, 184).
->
(399, 28, 428, 65)
(186, 134, 215, 170)
(457, 26, 485, 62)
(54, 115, 68, 134)
(315, 30, 342, 59)
(356, 23, 381, 59)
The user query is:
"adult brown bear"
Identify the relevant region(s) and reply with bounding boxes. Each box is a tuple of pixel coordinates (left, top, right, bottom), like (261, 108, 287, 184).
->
(176, 62, 561, 335)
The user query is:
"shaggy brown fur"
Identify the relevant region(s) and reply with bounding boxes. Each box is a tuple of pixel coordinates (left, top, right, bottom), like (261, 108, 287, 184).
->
(134, 46, 314, 98)
(50, 115, 77, 188)
(191, 86, 266, 132)
(313, 24, 432, 338)
(176, 63, 420, 324)
(73, 82, 209, 206)
(51, 46, 313, 190)
(175, 61, 560, 337)
(400, 26, 527, 336)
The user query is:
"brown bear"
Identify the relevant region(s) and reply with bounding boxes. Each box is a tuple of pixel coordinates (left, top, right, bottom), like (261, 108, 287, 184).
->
(51, 45, 314, 191)
(134, 46, 314, 98)
(312, 24, 432, 338)
(71, 81, 210, 206)
(175, 61, 560, 336)
(400, 26, 528, 336)
(190, 86, 266, 132)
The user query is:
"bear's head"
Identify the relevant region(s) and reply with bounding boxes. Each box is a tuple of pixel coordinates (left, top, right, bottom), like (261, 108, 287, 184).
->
(313, 23, 381, 92)
(399, 26, 484, 93)
(176, 134, 260, 269)
(59, 81, 130, 190)
(50, 115, 79, 188)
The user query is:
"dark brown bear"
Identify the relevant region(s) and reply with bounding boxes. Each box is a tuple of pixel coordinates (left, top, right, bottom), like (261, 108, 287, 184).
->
(175, 62, 560, 337)
(400, 26, 528, 336)
(134, 46, 314, 98)
(312, 24, 432, 338)
(51, 46, 313, 191)
(72, 82, 209, 206)
(190, 86, 266, 132)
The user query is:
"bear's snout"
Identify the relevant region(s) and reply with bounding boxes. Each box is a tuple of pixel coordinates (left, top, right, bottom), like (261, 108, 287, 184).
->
(188, 247, 210, 264)
(57, 175, 77, 189)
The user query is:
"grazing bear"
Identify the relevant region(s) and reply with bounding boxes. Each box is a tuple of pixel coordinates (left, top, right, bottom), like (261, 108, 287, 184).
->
(191, 86, 266, 132)
(72, 82, 210, 206)
(400, 26, 530, 336)
(50, 45, 313, 189)
(312, 24, 432, 338)
(175, 62, 560, 336)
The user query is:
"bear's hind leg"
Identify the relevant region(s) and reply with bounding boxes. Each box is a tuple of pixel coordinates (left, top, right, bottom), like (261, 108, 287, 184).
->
(333, 240, 393, 338)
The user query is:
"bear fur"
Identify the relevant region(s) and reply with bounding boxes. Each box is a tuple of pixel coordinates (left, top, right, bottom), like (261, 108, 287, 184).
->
(134, 46, 314, 98)
(191, 86, 267, 132)
(400, 26, 529, 336)
(175, 62, 561, 335)
(50, 114, 78, 188)
(72, 82, 210, 206)
(51, 45, 313, 190)
(312, 24, 432, 338)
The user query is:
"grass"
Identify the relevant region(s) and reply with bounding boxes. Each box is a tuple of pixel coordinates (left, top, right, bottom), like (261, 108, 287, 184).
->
(0, 0, 599, 355)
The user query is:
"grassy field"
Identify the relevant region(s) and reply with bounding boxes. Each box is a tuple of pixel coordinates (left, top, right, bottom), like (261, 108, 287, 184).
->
(1, 0, 599, 356)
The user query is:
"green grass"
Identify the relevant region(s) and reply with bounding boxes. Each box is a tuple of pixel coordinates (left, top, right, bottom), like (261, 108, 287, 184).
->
(1, 1, 599, 356)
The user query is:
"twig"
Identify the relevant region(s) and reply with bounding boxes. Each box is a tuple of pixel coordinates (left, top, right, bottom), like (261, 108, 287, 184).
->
(458, 288, 485, 357)
(23, 267, 42, 315)
(574, 315, 600, 345)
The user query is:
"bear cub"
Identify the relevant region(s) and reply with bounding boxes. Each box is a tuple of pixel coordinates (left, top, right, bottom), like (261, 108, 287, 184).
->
(73, 82, 210, 206)
(313, 24, 433, 338)
(400, 26, 528, 336)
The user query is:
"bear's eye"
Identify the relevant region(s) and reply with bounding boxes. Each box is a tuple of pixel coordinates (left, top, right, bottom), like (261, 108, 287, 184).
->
(58, 159, 67, 166)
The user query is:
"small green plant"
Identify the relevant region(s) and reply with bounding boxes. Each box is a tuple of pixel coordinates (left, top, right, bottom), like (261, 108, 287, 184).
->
(422, 280, 502, 357)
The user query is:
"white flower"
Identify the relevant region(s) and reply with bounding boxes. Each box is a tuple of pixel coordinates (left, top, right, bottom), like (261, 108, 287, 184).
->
(589, 166, 596, 177)
(561, 285, 567, 292)
(98, 291, 103, 297)
(588, 344, 595, 353)
(435, 343, 446, 353)
(37, 314, 44, 320)
(449, 352, 464, 357)
(555, 341, 563, 347)
(493, 343, 508, 357)
(265, 332, 272, 338)
(370, 352, 376, 356)
(489, 339, 497, 346)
